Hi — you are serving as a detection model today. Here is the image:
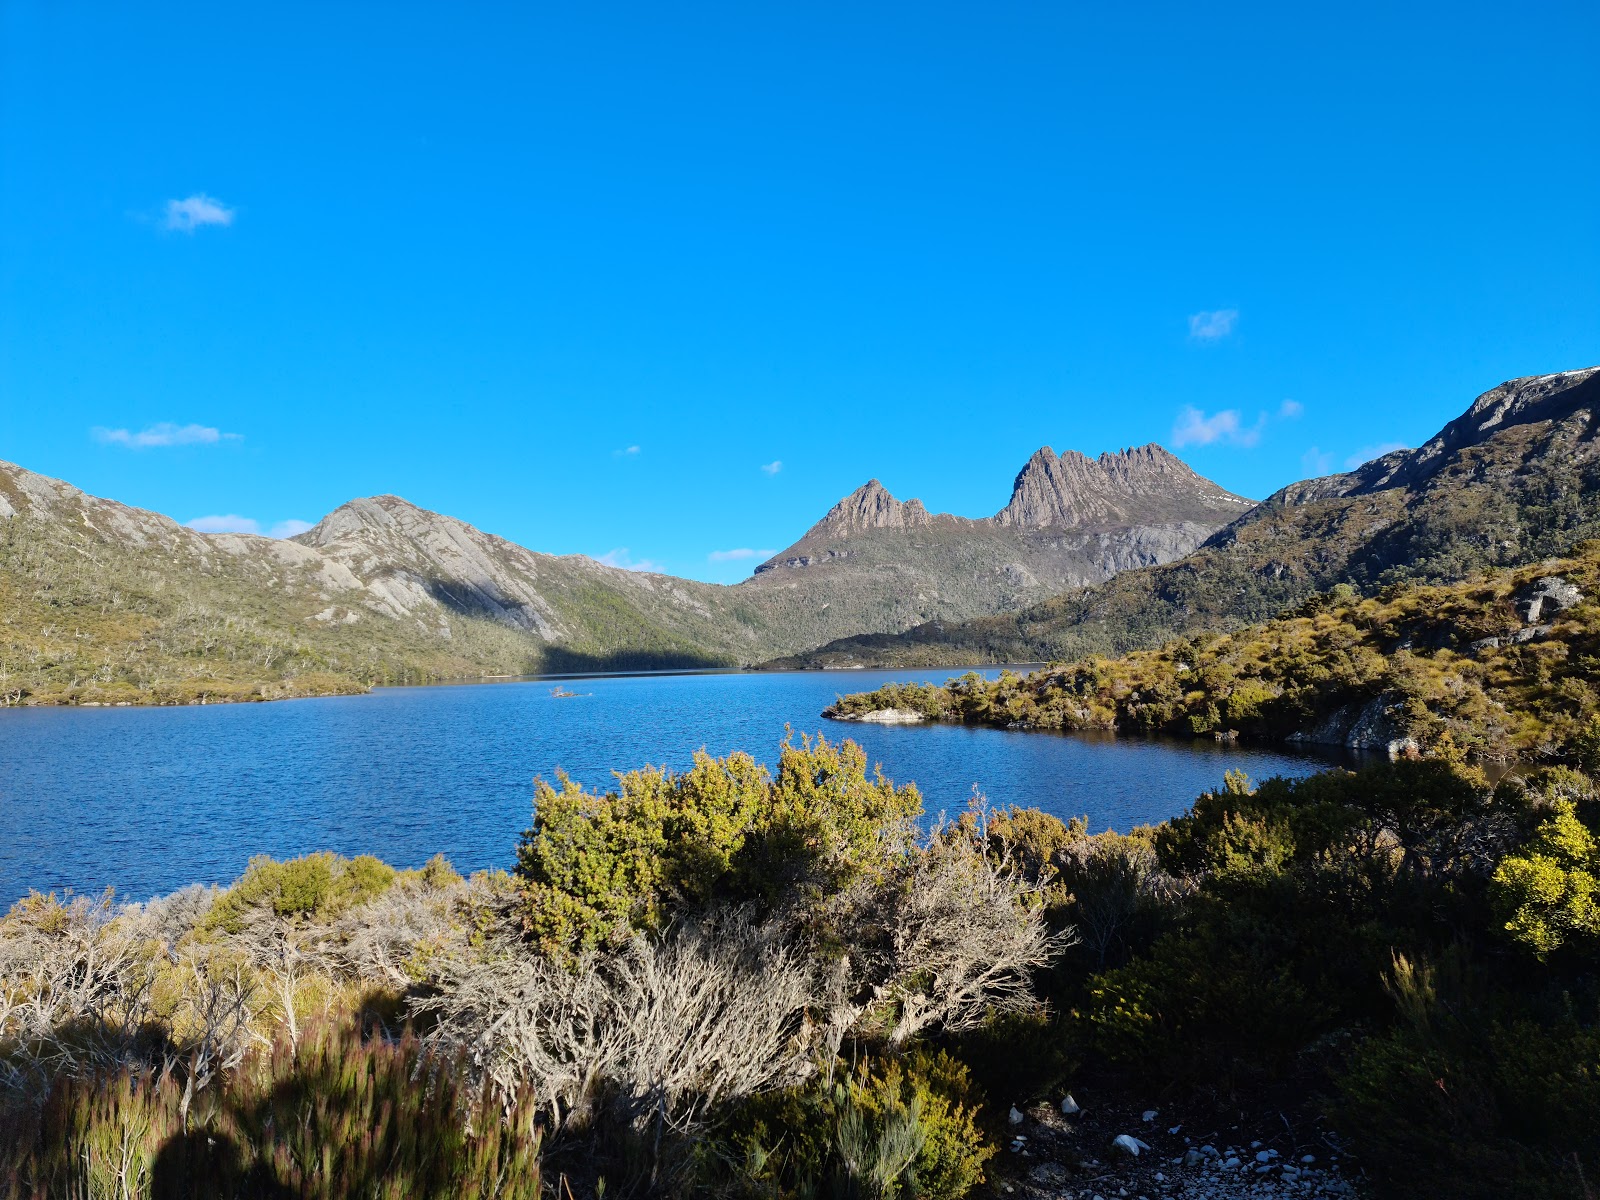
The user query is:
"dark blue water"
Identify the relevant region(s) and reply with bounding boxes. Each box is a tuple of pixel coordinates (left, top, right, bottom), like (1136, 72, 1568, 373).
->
(0, 669, 1343, 904)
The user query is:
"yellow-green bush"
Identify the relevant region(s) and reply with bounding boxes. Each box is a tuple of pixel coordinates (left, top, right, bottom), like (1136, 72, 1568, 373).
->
(515, 735, 920, 957)
(204, 851, 399, 932)
(1492, 797, 1600, 958)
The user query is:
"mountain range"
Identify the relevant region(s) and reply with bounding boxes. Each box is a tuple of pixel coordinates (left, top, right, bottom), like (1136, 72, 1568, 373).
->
(773, 366, 1600, 667)
(0, 436, 1247, 704)
(5, 366, 1595, 704)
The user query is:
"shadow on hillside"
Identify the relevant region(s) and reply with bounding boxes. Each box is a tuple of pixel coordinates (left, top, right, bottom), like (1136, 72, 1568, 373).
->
(536, 646, 736, 675)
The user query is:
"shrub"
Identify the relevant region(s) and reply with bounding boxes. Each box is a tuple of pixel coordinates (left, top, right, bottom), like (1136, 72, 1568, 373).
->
(1491, 796, 1600, 959)
(0, 1018, 541, 1200)
(1079, 914, 1333, 1085)
(726, 1049, 993, 1200)
(515, 736, 920, 958)
(1054, 827, 1183, 970)
(1332, 953, 1599, 1200)
(204, 852, 398, 934)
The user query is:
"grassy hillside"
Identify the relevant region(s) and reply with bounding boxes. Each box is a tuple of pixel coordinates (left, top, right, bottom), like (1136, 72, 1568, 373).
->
(827, 546, 1600, 761)
(0, 451, 1246, 705)
(0, 515, 548, 706)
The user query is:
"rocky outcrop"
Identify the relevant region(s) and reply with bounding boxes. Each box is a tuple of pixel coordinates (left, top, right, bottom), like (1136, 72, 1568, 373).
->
(1270, 368, 1600, 506)
(1288, 695, 1419, 757)
(1515, 575, 1583, 623)
(807, 481, 933, 535)
(752, 444, 1254, 633)
(829, 707, 930, 725)
(994, 444, 1252, 529)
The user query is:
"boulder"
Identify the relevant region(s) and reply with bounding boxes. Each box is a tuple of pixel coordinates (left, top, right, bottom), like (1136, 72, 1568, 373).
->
(842, 708, 929, 725)
(1515, 576, 1583, 624)
(1288, 694, 1418, 756)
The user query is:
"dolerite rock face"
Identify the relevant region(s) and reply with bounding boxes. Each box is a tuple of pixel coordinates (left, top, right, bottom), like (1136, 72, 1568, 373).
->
(746, 444, 1255, 642)
(809, 480, 933, 534)
(993, 444, 1253, 529)
(1515, 575, 1583, 623)
(1278, 367, 1600, 503)
(1289, 695, 1419, 757)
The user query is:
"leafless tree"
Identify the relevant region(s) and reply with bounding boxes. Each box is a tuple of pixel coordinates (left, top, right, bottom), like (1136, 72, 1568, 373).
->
(0, 892, 160, 1089)
(419, 907, 828, 1134)
(836, 826, 1071, 1045)
(325, 875, 469, 990)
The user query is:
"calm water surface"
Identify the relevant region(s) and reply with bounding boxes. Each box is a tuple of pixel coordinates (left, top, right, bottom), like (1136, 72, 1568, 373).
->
(0, 669, 1344, 904)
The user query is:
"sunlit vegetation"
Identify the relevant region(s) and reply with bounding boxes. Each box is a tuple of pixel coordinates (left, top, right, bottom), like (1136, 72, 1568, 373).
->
(829, 545, 1600, 760)
(0, 513, 735, 708)
(780, 406, 1600, 669)
(4, 732, 1598, 1197)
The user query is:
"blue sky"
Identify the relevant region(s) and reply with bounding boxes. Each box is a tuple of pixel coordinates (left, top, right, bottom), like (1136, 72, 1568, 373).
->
(2, 2, 1596, 583)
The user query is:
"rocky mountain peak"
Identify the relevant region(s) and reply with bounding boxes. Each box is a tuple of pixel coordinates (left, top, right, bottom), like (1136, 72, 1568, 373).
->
(291, 494, 430, 547)
(810, 480, 931, 536)
(994, 443, 1251, 528)
(1300, 367, 1600, 500)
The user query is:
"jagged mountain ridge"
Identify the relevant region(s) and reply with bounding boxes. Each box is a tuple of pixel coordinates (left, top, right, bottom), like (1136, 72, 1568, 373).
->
(773, 367, 1600, 669)
(774, 443, 1250, 544)
(0, 435, 1250, 702)
(743, 444, 1253, 632)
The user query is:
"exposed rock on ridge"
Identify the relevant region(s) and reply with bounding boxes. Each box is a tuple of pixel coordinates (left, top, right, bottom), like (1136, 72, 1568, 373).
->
(775, 366, 1600, 670)
(809, 480, 933, 534)
(994, 444, 1252, 528)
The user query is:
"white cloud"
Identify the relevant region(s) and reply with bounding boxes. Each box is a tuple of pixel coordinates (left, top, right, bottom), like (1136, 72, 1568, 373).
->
(708, 547, 778, 563)
(93, 422, 242, 449)
(1188, 309, 1239, 341)
(614, 445, 641, 457)
(760, 460, 783, 476)
(186, 514, 260, 535)
(1301, 447, 1335, 476)
(184, 515, 314, 539)
(1279, 399, 1304, 419)
(163, 194, 235, 233)
(1171, 406, 1264, 449)
(1344, 442, 1408, 470)
(596, 547, 665, 573)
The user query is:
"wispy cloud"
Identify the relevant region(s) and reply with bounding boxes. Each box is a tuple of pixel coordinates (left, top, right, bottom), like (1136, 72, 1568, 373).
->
(1188, 309, 1238, 341)
(93, 422, 241, 449)
(1279, 399, 1304, 419)
(760, 460, 783, 476)
(1301, 447, 1335, 476)
(596, 547, 665, 573)
(163, 194, 235, 233)
(1171, 406, 1265, 449)
(708, 547, 778, 563)
(185, 515, 312, 539)
(614, 445, 641, 458)
(1344, 442, 1408, 470)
